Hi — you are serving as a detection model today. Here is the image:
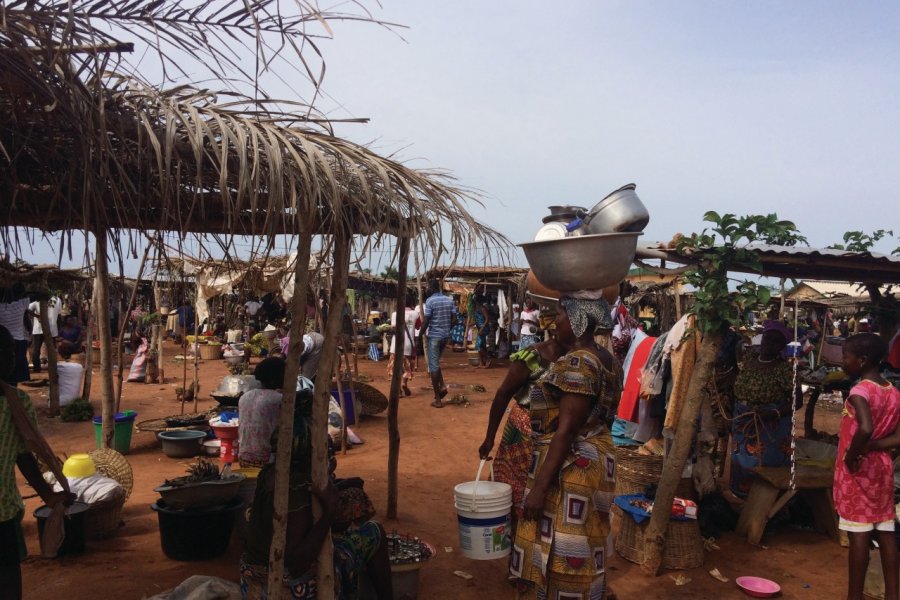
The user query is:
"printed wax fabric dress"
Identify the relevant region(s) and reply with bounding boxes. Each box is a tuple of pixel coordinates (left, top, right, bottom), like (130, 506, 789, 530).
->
(493, 347, 552, 514)
(730, 353, 794, 498)
(511, 349, 622, 600)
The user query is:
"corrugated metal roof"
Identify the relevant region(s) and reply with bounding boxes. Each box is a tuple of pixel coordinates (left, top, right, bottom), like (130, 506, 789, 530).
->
(636, 243, 900, 284)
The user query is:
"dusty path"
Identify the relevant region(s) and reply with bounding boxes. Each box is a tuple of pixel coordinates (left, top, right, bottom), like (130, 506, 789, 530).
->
(18, 343, 847, 599)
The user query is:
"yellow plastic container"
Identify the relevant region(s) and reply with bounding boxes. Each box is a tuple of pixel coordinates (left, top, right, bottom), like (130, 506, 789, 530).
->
(63, 453, 96, 478)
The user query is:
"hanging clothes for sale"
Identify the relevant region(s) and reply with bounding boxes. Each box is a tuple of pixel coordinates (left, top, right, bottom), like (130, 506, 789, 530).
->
(617, 330, 656, 423)
(662, 314, 698, 437)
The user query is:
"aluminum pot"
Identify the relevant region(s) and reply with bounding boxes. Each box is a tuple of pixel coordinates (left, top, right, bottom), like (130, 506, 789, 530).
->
(520, 232, 640, 292)
(583, 184, 649, 234)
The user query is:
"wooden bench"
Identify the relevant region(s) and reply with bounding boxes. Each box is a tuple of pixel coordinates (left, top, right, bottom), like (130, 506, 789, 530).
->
(735, 465, 839, 545)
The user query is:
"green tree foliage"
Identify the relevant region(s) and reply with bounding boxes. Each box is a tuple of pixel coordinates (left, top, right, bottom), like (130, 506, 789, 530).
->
(676, 212, 807, 334)
(828, 229, 899, 255)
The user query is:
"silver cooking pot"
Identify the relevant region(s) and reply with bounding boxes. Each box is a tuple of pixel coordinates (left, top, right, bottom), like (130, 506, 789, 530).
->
(582, 184, 649, 234)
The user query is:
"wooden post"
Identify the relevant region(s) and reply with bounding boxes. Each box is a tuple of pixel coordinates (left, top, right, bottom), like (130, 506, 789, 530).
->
(641, 330, 720, 575)
(81, 288, 95, 402)
(94, 233, 116, 448)
(269, 229, 354, 600)
(413, 240, 427, 369)
(387, 236, 410, 520)
(334, 358, 347, 454)
(115, 244, 152, 412)
(39, 299, 61, 416)
(267, 232, 315, 600)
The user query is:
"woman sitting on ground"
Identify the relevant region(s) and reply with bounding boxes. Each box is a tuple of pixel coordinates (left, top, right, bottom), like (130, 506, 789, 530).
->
(240, 390, 392, 599)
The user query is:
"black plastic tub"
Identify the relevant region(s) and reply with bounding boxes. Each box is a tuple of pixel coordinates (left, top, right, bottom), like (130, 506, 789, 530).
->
(151, 496, 243, 561)
(34, 501, 90, 556)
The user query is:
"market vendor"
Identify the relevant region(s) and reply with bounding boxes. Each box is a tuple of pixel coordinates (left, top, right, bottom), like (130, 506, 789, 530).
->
(240, 390, 392, 599)
(730, 320, 802, 498)
(279, 332, 325, 380)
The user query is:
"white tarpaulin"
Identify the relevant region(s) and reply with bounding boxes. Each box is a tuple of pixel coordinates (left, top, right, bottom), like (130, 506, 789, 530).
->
(180, 252, 325, 325)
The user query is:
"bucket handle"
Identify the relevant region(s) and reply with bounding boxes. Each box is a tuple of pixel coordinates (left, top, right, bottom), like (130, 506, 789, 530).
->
(471, 459, 495, 512)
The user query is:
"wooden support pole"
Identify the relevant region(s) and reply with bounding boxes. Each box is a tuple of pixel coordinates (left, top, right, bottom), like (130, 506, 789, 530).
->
(39, 299, 60, 415)
(268, 233, 315, 600)
(81, 284, 96, 402)
(115, 244, 152, 412)
(641, 330, 720, 575)
(94, 233, 116, 448)
(311, 232, 352, 600)
(335, 358, 347, 455)
(387, 236, 410, 520)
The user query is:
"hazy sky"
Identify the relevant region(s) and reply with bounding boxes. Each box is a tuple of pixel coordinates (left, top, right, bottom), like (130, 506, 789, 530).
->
(17, 1, 900, 273)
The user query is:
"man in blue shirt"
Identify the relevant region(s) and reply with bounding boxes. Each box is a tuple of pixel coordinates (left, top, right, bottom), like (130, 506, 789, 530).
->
(419, 279, 455, 408)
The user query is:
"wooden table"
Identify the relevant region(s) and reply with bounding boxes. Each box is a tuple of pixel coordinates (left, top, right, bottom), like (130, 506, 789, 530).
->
(735, 465, 839, 545)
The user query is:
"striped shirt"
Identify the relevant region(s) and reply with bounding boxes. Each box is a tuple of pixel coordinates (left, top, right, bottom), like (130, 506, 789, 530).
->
(424, 293, 455, 339)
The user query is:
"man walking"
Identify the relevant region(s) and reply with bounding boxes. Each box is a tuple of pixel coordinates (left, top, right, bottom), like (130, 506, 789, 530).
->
(419, 279, 455, 408)
(28, 296, 59, 374)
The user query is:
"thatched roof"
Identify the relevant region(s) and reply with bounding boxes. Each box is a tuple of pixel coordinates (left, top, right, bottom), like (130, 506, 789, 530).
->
(0, 1, 509, 259)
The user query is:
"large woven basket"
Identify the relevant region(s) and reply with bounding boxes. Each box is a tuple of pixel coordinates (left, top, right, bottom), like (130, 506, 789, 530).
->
(611, 504, 704, 570)
(83, 448, 133, 539)
(615, 446, 696, 499)
(615, 446, 663, 495)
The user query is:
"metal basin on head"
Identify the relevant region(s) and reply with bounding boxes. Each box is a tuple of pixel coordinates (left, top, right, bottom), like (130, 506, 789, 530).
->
(519, 232, 641, 292)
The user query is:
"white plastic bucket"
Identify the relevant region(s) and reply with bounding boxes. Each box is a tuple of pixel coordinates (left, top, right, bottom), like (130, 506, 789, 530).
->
(453, 460, 512, 560)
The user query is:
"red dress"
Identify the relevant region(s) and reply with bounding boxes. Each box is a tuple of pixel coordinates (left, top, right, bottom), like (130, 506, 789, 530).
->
(833, 380, 900, 523)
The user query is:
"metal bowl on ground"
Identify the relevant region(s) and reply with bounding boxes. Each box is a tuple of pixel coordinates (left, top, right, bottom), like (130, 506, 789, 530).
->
(520, 232, 641, 292)
(157, 430, 206, 458)
(153, 473, 245, 510)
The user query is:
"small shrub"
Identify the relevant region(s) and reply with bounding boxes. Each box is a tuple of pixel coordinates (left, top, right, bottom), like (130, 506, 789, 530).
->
(60, 398, 94, 422)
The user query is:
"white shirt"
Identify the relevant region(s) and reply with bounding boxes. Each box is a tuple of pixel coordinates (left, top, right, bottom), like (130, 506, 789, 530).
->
(245, 300, 262, 316)
(520, 307, 539, 336)
(0, 298, 29, 340)
(29, 297, 61, 337)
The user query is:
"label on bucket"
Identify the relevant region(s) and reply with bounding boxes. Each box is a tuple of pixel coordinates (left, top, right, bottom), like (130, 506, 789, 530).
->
(457, 513, 511, 557)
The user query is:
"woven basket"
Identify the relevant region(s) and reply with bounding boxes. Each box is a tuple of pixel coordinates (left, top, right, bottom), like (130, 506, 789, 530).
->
(615, 446, 696, 499)
(84, 448, 132, 539)
(355, 381, 389, 416)
(611, 504, 704, 570)
(84, 491, 126, 539)
(88, 448, 133, 498)
(615, 446, 663, 495)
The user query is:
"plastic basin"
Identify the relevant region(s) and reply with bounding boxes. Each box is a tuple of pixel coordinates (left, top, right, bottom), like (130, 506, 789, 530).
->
(34, 502, 90, 556)
(736, 576, 781, 598)
(158, 429, 205, 458)
(151, 497, 243, 561)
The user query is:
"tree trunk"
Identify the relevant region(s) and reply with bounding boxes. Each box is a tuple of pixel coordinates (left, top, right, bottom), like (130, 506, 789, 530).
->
(116, 244, 152, 412)
(81, 292, 95, 402)
(387, 236, 410, 519)
(866, 284, 898, 338)
(641, 330, 720, 576)
(39, 300, 61, 416)
(94, 233, 116, 448)
(267, 232, 314, 600)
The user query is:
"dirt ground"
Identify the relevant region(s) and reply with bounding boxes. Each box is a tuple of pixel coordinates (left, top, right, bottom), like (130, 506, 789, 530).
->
(16, 342, 850, 599)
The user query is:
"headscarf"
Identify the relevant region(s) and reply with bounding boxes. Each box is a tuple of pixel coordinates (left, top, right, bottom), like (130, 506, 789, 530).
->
(763, 319, 793, 344)
(560, 296, 614, 338)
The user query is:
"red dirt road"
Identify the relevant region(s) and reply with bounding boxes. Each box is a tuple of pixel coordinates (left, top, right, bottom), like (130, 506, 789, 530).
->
(17, 343, 848, 599)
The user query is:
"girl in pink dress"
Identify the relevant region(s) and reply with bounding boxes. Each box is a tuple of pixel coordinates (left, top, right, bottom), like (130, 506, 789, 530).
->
(834, 333, 900, 600)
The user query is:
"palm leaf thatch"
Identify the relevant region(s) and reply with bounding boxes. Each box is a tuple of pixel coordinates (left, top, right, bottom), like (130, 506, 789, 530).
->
(0, 0, 510, 260)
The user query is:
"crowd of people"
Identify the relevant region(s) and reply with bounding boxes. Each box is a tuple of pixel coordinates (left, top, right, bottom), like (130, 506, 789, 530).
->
(3, 276, 900, 600)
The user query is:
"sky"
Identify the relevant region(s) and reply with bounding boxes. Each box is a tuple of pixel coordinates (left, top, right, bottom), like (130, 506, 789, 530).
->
(15, 1, 900, 275)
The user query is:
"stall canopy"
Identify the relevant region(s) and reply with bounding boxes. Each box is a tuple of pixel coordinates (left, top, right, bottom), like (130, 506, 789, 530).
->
(636, 243, 900, 284)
